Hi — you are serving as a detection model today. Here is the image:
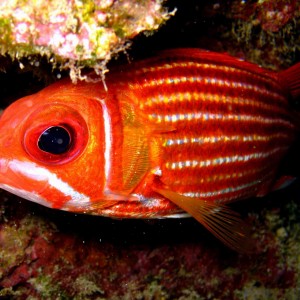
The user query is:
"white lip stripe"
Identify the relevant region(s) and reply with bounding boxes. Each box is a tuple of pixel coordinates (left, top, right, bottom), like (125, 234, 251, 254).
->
(7, 159, 90, 206)
(163, 133, 290, 147)
(149, 111, 293, 128)
(0, 183, 52, 207)
(165, 146, 288, 170)
(134, 62, 277, 89)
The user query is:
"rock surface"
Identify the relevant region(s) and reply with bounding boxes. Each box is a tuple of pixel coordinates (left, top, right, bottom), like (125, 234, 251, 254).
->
(0, 0, 300, 299)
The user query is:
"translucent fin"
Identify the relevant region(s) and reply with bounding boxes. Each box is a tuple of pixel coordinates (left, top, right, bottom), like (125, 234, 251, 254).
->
(119, 99, 174, 193)
(271, 175, 297, 192)
(154, 188, 255, 253)
(122, 125, 150, 192)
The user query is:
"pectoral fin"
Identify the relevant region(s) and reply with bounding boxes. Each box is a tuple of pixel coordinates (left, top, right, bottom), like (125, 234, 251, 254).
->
(271, 175, 297, 192)
(120, 100, 175, 193)
(154, 188, 254, 253)
(122, 125, 150, 192)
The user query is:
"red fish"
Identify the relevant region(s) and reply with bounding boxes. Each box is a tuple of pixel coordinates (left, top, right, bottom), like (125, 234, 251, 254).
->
(0, 49, 299, 251)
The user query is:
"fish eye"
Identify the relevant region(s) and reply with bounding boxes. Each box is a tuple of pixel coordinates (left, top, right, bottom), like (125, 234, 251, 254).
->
(38, 126, 71, 154)
(22, 104, 89, 165)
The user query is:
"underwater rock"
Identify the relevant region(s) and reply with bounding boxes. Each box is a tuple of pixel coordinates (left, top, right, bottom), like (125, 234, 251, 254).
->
(225, 0, 300, 69)
(0, 188, 300, 299)
(0, 0, 173, 82)
(0, 1, 300, 299)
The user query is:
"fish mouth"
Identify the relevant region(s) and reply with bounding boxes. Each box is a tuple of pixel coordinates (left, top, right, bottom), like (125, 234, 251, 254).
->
(0, 158, 50, 206)
(0, 183, 52, 208)
(0, 158, 91, 211)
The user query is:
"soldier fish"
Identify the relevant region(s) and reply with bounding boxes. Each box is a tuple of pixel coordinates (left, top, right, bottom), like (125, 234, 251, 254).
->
(0, 49, 299, 251)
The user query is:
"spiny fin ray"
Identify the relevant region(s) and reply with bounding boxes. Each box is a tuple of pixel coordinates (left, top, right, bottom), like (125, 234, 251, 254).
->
(154, 188, 255, 253)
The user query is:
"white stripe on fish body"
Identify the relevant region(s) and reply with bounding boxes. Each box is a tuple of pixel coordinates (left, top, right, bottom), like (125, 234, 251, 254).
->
(170, 163, 273, 186)
(142, 92, 286, 114)
(130, 75, 284, 104)
(164, 146, 288, 170)
(133, 61, 279, 91)
(148, 111, 294, 129)
(182, 178, 262, 198)
(163, 133, 291, 147)
(178, 169, 275, 202)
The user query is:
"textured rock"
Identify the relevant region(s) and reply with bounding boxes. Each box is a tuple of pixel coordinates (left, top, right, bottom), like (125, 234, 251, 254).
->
(0, 0, 300, 299)
(0, 0, 173, 81)
(0, 185, 300, 299)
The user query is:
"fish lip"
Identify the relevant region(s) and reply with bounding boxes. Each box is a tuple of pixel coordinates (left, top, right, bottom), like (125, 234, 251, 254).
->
(0, 158, 48, 197)
(0, 158, 52, 208)
(0, 158, 8, 173)
(0, 182, 52, 208)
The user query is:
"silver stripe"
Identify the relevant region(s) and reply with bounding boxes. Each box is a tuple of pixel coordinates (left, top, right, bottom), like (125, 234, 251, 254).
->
(134, 62, 276, 89)
(131, 75, 283, 102)
(165, 147, 288, 169)
(164, 133, 290, 146)
(149, 112, 293, 128)
(183, 179, 261, 198)
(171, 164, 271, 185)
(143, 92, 285, 112)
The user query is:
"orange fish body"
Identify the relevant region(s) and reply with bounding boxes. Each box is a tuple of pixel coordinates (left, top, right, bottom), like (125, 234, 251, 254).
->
(0, 49, 300, 251)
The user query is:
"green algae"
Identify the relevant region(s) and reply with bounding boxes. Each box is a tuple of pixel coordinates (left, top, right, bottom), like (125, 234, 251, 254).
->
(73, 276, 104, 299)
(229, 1, 300, 69)
(0, 217, 37, 276)
(28, 274, 68, 300)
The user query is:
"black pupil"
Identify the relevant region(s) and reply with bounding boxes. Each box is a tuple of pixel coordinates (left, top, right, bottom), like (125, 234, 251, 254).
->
(38, 126, 71, 154)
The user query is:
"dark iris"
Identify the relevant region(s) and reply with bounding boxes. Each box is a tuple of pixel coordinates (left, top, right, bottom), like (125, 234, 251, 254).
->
(38, 126, 71, 154)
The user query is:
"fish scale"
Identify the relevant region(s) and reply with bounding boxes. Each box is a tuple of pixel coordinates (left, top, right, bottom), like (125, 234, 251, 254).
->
(0, 48, 299, 251)
(111, 50, 297, 209)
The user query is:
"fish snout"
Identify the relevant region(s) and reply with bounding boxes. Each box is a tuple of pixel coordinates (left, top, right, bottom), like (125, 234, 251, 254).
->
(0, 158, 11, 181)
(0, 158, 51, 206)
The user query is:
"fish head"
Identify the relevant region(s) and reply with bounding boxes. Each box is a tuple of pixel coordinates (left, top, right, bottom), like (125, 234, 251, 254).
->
(0, 79, 109, 211)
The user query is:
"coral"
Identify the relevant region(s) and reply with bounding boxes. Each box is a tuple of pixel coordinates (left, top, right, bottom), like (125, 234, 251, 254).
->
(0, 0, 300, 299)
(0, 0, 173, 81)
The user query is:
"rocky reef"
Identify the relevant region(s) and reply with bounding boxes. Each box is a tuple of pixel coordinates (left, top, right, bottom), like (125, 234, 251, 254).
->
(1, 186, 300, 299)
(0, 0, 300, 299)
(0, 0, 173, 81)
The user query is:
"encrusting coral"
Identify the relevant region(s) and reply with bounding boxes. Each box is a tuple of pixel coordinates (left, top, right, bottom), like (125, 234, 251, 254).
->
(0, 0, 174, 81)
